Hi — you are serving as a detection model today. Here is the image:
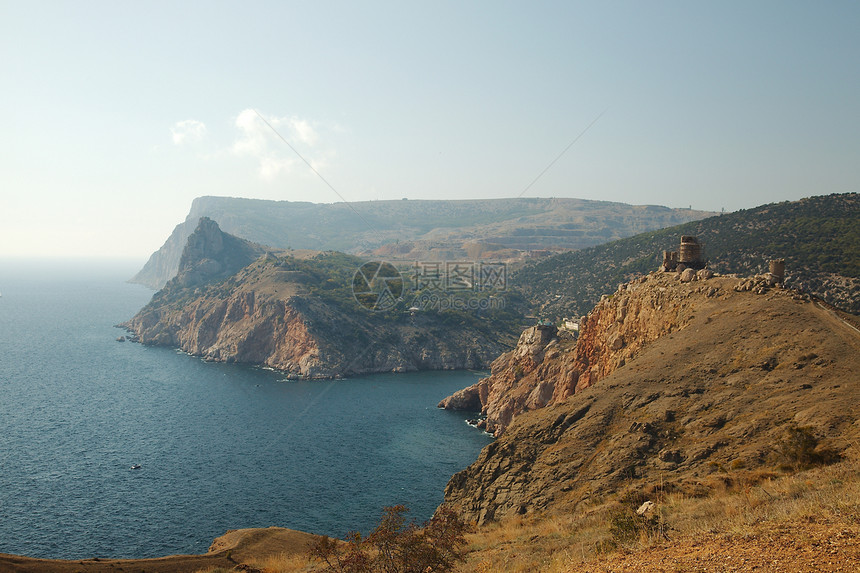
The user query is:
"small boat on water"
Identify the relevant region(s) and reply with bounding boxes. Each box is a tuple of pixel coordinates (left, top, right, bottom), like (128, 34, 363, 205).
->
(130, 464, 141, 470)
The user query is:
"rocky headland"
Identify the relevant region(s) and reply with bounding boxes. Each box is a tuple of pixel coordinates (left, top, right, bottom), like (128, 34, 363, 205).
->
(440, 268, 727, 436)
(122, 218, 518, 378)
(440, 269, 860, 524)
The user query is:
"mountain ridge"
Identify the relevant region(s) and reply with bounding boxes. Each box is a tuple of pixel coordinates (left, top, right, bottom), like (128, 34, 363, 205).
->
(130, 196, 716, 289)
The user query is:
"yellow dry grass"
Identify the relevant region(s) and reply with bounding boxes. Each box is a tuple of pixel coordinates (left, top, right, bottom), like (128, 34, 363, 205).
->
(454, 450, 860, 572)
(201, 452, 859, 573)
(248, 551, 316, 573)
(194, 551, 315, 573)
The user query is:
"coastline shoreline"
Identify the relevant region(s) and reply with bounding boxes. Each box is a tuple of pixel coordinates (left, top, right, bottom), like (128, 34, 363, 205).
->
(0, 527, 319, 573)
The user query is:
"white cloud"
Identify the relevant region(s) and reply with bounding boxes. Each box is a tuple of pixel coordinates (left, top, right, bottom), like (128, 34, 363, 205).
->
(232, 109, 325, 180)
(171, 119, 207, 145)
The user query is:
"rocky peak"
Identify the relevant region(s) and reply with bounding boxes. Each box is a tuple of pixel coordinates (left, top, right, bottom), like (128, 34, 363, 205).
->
(172, 217, 266, 288)
(179, 216, 224, 269)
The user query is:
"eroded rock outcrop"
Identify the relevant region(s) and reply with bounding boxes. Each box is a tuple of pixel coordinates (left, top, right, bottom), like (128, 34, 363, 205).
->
(173, 216, 267, 288)
(441, 271, 721, 435)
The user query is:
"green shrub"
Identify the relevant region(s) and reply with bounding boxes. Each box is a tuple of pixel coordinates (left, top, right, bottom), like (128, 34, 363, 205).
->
(776, 425, 840, 470)
(607, 506, 660, 545)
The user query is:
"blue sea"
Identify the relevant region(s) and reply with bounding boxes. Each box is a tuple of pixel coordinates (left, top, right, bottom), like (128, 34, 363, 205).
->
(0, 259, 491, 560)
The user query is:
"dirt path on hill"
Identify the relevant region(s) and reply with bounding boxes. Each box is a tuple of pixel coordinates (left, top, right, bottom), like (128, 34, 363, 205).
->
(815, 301, 860, 340)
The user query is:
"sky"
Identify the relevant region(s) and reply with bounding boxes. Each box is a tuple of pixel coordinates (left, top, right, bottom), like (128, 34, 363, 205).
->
(1, 1, 858, 259)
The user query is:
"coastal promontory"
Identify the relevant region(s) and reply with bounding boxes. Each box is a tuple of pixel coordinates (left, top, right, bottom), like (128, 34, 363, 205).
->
(122, 218, 519, 378)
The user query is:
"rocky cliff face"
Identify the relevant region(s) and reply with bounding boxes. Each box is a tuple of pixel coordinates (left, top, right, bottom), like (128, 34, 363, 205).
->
(124, 219, 514, 378)
(126, 290, 325, 376)
(172, 216, 267, 288)
(441, 273, 860, 524)
(440, 270, 723, 436)
(126, 285, 507, 379)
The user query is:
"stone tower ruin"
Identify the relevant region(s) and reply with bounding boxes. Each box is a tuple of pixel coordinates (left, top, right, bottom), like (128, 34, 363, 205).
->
(768, 259, 785, 284)
(661, 235, 706, 271)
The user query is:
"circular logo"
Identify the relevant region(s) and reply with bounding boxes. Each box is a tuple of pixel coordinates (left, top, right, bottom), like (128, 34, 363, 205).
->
(352, 261, 403, 311)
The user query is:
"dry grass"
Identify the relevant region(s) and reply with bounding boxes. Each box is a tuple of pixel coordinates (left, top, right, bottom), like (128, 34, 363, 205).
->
(462, 504, 617, 573)
(194, 551, 315, 573)
(661, 455, 860, 537)
(452, 451, 860, 572)
(196, 453, 859, 573)
(247, 551, 316, 573)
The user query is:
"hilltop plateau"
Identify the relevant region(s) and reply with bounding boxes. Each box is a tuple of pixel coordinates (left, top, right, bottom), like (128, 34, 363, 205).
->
(130, 196, 714, 289)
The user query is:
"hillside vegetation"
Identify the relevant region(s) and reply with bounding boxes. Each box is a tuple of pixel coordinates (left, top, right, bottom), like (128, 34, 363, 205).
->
(434, 267, 860, 572)
(513, 193, 860, 317)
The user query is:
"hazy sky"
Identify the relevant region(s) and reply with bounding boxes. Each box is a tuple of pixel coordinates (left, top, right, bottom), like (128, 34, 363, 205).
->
(1, 1, 858, 259)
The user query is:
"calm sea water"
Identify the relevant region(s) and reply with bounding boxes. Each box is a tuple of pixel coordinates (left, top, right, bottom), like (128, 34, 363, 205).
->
(0, 259, 491, 559)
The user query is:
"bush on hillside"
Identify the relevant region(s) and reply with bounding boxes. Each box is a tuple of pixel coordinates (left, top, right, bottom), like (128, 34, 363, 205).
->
(310, 505, 468, 573)
(776, 425, 840, 471)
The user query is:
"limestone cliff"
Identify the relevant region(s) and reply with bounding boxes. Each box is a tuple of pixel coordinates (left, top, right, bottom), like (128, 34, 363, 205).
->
(124, 219, 516, 378)
(126, 284, 509, 378)
(441, 273, 860, 523)
(441, 270, 722, 436)
(172, 216, 267, 288)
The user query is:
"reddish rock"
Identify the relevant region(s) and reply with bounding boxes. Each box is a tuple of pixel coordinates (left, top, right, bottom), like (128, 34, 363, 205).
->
(439, 273, 742, 436)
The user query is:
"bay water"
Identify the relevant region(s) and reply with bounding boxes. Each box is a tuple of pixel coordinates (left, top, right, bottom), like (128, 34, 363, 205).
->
(0, 259, 491, 559)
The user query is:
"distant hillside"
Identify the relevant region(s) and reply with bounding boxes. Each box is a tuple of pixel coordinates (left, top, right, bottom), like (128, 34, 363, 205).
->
(513, 193, 860, 317)
(130, 196, 715, 289)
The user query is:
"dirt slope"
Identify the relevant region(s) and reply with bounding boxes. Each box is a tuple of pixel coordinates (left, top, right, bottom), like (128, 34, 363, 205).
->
(442, 273, 860, 524)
